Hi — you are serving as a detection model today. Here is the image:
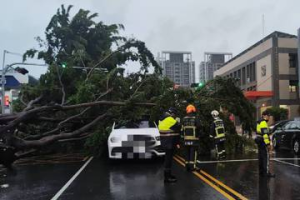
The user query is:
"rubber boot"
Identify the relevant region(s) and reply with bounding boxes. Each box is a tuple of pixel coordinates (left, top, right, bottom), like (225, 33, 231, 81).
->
(164, 170, 177, 183)
(185, 163, 191, 172)
(267, 173, 275, 178)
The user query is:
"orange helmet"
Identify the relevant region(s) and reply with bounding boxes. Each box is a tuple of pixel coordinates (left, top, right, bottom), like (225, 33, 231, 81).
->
(186, 104, 196, 114)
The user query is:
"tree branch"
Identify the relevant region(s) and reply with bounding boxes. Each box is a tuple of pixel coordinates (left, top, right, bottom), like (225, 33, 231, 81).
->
(23, 95, 43, 111)
(15, 113, 108, 149)
(19, 93, 27, 106)
(130, 77, 149, 99)
(58, 133, 91, 142)
(85, 45, 125, 81)
(22, 88, 114, 140)
(55, 65, 66, 105)
(0, 98, 155, 136)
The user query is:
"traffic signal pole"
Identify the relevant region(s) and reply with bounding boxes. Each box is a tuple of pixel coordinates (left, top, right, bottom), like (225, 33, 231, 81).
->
(1, 50, 7, 114)
(298, 28, 300, 98)
(1, 61, 47, 114)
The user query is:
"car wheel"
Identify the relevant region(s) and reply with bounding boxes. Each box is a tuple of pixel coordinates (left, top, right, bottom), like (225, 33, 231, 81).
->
(293, 140, 300, 155)
(273, 137, 279, 150)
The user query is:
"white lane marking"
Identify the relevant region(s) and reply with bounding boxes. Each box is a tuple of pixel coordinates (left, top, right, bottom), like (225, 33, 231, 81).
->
(1, 184, 9, 188)
(273, 158, 300, 161)
(51, 156, 93, 200)
(273, 159, 300, 168)
(197, 159, 258, 164)
(197, 158, 300, 164)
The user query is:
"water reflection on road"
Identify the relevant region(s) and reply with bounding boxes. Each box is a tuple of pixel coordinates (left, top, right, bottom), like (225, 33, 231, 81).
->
(1, 150, 300, 200)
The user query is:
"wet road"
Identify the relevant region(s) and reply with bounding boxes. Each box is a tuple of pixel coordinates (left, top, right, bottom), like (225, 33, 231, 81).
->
(1, 150, 300, 200)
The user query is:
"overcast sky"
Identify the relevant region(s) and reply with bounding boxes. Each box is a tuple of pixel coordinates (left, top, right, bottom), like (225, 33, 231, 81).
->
(1, 0, 300, 80)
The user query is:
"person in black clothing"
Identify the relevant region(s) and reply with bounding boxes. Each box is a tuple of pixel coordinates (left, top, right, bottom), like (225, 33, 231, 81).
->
(210, 110, 226, 159)
(182, 104, 201, 171)
(255, 110, 275, 178)
(158, 107, 181, 183)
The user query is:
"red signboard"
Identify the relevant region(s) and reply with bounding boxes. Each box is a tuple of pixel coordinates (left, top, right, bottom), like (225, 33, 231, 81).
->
(5, 95, 9, 106)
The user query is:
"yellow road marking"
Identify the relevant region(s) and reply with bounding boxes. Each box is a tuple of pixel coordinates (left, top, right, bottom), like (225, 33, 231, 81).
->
(200, 170, 248, 200)
(175, 155, 248, 200)
(173, 156, 235, 200)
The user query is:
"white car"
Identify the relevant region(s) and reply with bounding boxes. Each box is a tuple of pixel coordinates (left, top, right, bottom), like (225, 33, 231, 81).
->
(108, 121, 165, 159)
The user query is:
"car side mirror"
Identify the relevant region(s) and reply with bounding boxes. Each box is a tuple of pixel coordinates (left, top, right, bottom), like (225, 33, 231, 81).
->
(276, 126, 282, 131)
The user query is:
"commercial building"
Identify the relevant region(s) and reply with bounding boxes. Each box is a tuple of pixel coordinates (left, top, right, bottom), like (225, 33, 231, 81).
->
(214, 31, 299, 119)
(157, 51, 195, 87)
(0, 69, 29, 113)
(199, 52, 232, 83)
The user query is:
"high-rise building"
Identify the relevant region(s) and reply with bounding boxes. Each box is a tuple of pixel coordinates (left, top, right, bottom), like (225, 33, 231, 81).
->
(157, 51, 195, 87)
(199, 52, 232, 83)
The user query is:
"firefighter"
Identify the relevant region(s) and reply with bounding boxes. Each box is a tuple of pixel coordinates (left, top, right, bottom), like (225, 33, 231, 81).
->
(210, 110, 226, 159)
(255, 110, 275, 178)
(182, 104, 201, 171)
(158, 107, 181, 183)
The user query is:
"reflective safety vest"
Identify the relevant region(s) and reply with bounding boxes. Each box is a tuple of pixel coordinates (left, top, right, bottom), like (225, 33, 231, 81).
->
(182, 116, 198, 142)
(158, 116, 180, 137)
(256, 119, 270, 145)
(213, 119, 225, 139)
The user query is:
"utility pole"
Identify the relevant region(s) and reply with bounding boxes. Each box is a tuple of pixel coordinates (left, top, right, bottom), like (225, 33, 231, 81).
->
(1, 50, 8, 114)
(298, 28, 300, 97)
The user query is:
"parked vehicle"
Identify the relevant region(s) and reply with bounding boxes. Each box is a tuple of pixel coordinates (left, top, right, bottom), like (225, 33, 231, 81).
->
(270, 120, 289, 133)
(272, 120, 300, 155)
(108, 121, 165, 159)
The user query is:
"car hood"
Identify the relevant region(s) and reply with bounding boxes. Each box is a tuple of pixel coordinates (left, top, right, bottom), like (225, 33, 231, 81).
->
(110, 128, 160, 138)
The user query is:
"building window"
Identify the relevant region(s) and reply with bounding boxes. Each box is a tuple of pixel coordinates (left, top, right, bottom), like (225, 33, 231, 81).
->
(261, 65, 266, 77)
(253, 62, 256, 81)
(289, 80, 298, 92)
(289, 54, 298, 68)
(242, 67, 246, 85)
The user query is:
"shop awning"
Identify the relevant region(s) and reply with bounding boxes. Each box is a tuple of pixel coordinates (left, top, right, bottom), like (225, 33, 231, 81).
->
(244, 91, 273, 100)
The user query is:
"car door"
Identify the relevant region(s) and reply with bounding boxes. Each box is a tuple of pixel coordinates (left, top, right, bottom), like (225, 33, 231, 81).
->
(290, 121, 300, 149)
(281, 122, 294, 148)
(272, 121, 287, 146)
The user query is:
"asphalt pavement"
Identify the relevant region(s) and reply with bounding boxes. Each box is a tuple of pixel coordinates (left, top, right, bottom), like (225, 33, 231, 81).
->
(1, 150, 300, 200)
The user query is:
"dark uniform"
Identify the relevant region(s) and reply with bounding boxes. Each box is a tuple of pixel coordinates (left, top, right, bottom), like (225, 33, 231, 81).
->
(255, 117, 274, 177)
(182, 113, 200, 171)
(158, 110, 181, 183)
(210, 118, 226, 158)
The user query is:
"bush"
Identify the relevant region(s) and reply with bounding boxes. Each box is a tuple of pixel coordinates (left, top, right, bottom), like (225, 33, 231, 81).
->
(225, 134, 255, 154)
(196, 133, 256, 156)
(84, 126, 111, 158)
(266, 107, 288, 122)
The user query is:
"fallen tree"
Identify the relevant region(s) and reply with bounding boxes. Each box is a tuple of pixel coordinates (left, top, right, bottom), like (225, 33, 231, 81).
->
(0, 5, 171, 167)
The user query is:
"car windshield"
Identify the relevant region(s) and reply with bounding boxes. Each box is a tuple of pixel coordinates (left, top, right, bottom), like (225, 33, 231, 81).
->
(115, 121, 156, 129)
(273, 120, 289, 128)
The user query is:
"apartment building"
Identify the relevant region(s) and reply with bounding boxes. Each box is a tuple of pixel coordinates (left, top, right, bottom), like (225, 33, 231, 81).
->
(157, 51, 195, 87)
(214, 31, 299, 119)
(199, 52, 232, 83)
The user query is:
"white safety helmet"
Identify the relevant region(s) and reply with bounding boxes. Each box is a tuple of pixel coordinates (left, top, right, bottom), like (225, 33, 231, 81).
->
(211, 110, 219, 118)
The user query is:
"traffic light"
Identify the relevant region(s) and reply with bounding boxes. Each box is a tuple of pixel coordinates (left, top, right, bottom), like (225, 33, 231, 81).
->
(198, 82, 204, 88)
(190, 82, 205, 89)
(14, 67, 28, 75)
(61, 62, 67, 68)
